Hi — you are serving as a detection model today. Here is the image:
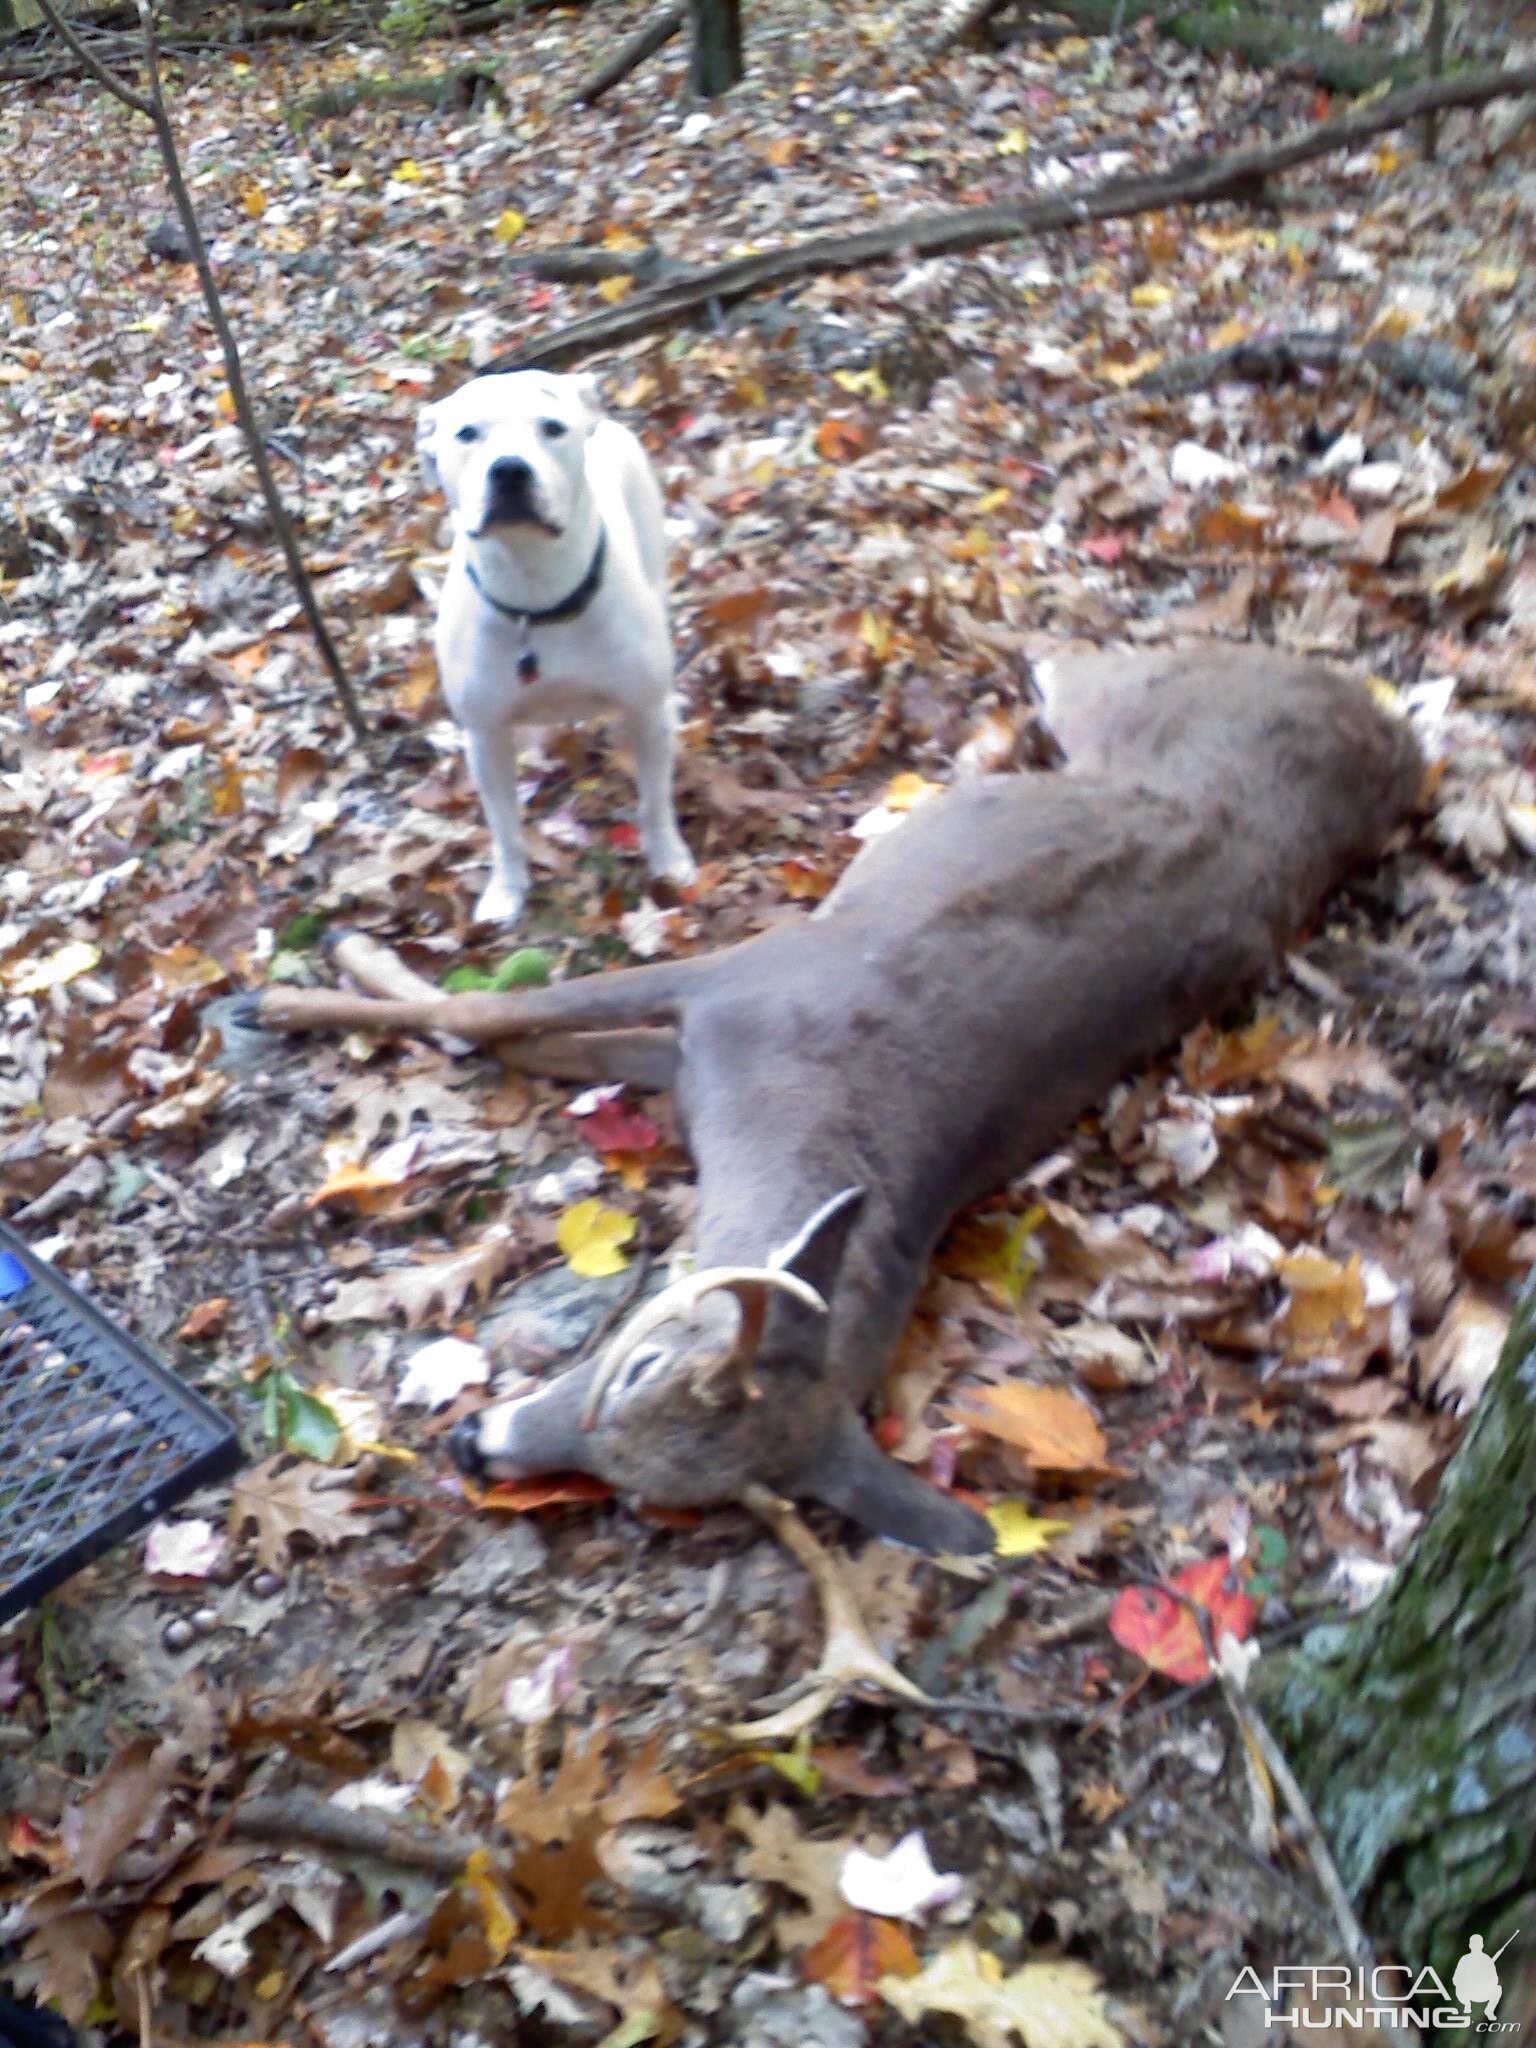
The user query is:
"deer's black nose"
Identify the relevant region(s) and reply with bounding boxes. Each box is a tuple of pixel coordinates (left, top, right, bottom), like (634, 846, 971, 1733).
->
(449, 1415, 486, 1477)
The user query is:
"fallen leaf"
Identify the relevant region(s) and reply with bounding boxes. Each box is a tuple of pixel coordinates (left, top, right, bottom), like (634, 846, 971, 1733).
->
(805, 1912, 920, 2009)
(1108, 1556, 1255, 1684)
(228, 1458, 365, 1572)
(1278, 1249, 1365, 1349)
(327, 1232, 515, 1328)
(952, 1382, 1109, 1474)
(556, 1197, 637, 1278)
(477, 1473, 614, 1514)
(62, 1738, 177, 1890)
(986, 1502, 1072, 1558)
(176, 1296, 229, 1341)
(880, 1939, 1128, 2048)
(840, 1831, 962, 1921)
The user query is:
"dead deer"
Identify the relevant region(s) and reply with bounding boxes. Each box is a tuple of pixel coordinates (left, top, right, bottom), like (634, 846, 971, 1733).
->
(244, 644, 1420, 1730)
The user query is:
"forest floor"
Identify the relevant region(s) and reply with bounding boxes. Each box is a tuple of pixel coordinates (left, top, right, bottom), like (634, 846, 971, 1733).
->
(1, 0, 1535, 2042)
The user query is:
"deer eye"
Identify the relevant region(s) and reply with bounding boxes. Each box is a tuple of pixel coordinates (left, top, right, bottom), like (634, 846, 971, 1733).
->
(455, 423, 482, 444)
(539, 418, 569, 440)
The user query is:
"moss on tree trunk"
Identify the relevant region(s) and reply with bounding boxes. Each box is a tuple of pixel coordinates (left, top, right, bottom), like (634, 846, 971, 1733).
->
(687, 0, 741, 97)
(1255, 1282, 1536, 2033)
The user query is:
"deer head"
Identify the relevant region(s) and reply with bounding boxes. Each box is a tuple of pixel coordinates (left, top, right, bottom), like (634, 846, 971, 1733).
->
(450, 1187, 994, 1556)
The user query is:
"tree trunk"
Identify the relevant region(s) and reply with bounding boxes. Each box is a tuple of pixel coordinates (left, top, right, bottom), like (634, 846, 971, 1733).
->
(1255, 1280, 1536, 2036)
(686, 0, 741, 98)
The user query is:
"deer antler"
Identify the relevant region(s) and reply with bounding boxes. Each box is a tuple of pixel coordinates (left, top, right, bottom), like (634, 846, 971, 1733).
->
(581, 1265, 827, 1428)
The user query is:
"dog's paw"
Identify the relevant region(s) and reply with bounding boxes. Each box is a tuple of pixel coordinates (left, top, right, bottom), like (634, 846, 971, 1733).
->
(646, 841, 697, 889)
(473, 876, 528, 924)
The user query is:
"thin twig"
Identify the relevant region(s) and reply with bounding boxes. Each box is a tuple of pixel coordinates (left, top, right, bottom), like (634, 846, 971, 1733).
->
(31, 0, 370, 748)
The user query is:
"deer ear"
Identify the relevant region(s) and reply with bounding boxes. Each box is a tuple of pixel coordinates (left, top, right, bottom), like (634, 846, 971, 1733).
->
(799, 1407, 995, 1556)
(770, 1186, 865, 1301)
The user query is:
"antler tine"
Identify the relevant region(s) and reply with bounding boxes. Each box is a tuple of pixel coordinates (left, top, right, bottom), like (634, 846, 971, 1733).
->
(581, 1265, 826, 1430)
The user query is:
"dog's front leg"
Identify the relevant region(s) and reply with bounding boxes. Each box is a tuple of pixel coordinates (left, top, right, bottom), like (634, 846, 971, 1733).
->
(624, 702, 696, 888)
(464, 725, 531, 923)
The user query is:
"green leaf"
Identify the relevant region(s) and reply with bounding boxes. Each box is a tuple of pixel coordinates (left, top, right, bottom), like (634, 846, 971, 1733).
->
(274, 1371, 343, 1462)
(278, 910, 330, 952)
(763, 1731, 822, 1797)
(442, 947, 551, 994)
(490, 947, 550, 991)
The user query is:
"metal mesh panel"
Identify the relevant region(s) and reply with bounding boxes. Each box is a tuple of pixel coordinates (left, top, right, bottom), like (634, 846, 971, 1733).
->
(0, 1225, 243, 1623)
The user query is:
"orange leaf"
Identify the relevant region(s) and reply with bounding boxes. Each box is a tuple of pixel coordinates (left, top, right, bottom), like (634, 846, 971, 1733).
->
(1108, 1556, 1255, 1683)
(176, 1297, 229, 1342)
(814, 415, 868, 463)
(804, 1912, 919, 2009)
(1198, 501, 1269, 550)
(476, 1474, 614, 1514)
(777, 858, 835, 902)
(951, 1382, 1109, 1474)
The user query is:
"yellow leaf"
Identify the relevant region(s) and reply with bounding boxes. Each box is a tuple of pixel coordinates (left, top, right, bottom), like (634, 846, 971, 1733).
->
(463, 1847, 518, 1962)
(884, 771, 943, 813)
(860, 609, 892, 657)
(832, 366, 889, 402)
(976, 486, 1011, 514)
(1053, 34, 1090, 56)
(9, 941, 101, 994)
(393, 159, 425, 183)
(492, 208, 526, 244)
(1374, 145, 1399, 174)
(986, 1502, 1073, 1558)
(1130, 281, 1174, 309)
(1476, 263, 1518, 294)
(597, 276, 634, 304)
(1207, 316, 1250, 350)
(240, 183, 267, 218)
(556, 1198, 636, 1278)
(996, 127, 1028, 156)
(1279, 1249, 1365, 1348)
(882, 1941, 1127, 2048)
(602, 224, 648, 250)
(1099, 349, 1164, 389)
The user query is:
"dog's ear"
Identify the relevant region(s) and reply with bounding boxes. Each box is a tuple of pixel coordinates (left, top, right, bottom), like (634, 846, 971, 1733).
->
(416, 402, 443, 492)
(571, 373, 604, 426)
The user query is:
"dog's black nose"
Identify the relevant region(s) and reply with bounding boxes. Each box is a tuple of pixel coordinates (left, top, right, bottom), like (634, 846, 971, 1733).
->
(449, 1414, 486, 1477)
(487, 454, 533, 495)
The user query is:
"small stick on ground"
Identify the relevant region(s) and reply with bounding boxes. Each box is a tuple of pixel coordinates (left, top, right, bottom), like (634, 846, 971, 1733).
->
(31, 0, 369, 748)
(230, 1790, 482, 1876)
(570, 0, 684, 105)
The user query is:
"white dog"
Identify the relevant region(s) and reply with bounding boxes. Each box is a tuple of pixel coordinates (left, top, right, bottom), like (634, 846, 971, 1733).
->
(418, 370, 695, 924)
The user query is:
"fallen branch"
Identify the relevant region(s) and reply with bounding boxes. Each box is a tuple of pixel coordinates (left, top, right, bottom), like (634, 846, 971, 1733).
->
(31, 0, 369, 747)
(1125, 329, 1475, 404)
(488, 60, 1536, 375)
(569, 0, 683, 105)
(230, 1791, 479, 1876)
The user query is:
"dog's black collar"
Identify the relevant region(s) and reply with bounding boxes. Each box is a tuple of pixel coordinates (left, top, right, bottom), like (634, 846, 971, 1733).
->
(465, 527, 608, 628)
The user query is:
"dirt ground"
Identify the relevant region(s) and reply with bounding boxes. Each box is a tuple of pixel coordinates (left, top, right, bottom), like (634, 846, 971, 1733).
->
(2, 0, 1535, 2041)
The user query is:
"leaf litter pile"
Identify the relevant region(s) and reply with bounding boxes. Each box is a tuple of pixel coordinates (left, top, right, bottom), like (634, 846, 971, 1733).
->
(3, 0, 1536, 2040)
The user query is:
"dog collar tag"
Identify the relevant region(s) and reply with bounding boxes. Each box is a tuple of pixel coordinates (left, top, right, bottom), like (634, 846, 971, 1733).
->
(517, 646, 540, 684)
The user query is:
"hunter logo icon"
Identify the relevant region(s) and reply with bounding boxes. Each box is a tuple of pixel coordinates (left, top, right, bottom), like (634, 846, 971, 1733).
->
(1453, 1933, 1515, 2023)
